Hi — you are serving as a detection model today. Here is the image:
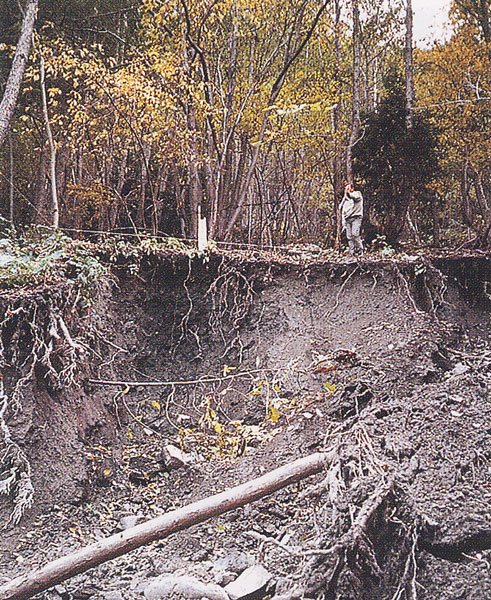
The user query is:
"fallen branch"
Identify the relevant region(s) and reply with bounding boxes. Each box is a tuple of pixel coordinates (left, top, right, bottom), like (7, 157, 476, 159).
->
(245, 530, 338, 557)
(88, 368, 267, 387)
(0, 451, 335, 600)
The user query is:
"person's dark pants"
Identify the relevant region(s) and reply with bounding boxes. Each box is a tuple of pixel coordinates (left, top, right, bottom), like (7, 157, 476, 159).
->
(345, 216, 363, 255)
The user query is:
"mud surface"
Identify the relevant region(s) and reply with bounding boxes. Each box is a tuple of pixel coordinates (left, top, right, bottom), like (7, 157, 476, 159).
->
(1, 252, 490, 599)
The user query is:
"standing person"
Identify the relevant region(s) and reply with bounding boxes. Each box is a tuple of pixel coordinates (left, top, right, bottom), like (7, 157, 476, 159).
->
(340, 182, 364, 256)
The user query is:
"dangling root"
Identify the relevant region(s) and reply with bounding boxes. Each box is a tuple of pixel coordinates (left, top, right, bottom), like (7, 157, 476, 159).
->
(0, 289, 86, 526)
(0, 383, 34, 526)
(205, 260, 255, 360)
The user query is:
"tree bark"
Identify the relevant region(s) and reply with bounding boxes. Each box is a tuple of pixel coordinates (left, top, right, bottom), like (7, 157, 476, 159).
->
(0, 452, 334, 600)
(432, 194, 441, 247)
(333, 0, 344, 249)
(181, 28, 202, 239)
(40, 55, 59, 229)
(35, 142, 50, 225)
(136, 142, 151, 230)
(0, 0, 38, 149)
(405, 0, 415, 130)
(211, 5, 239, 239)
(8, 131, 14, 223)
(346, 0, 361, 185)
(479, 0, 490, 43)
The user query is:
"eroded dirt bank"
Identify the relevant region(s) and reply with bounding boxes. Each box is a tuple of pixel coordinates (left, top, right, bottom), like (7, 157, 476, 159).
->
(0, 250, 490, 599)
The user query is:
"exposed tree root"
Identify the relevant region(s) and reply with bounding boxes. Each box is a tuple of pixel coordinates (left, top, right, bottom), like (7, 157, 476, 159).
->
(0, 382, 33, 526)
(0, 288, 87, 525)
(301, 480, 403, 600)
(205, 260, 256, 361)
(270, 479, 491, 600)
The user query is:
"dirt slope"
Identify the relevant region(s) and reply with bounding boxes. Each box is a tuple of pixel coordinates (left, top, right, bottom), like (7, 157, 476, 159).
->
(0, 249, 490, 599)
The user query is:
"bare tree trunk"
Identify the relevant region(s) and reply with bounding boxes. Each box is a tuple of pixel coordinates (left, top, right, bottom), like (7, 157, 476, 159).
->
(399, 0, 415, 241)
(346, 0, 361, 185)
(35, 143, 49, 225)
(136, 142, 151, 230)
(373, 55, 379, 107)
(181, 30, 202, 239)
(40, 55, 59, 229)
(8, 131, 14, 223)
(432, 194, 441, 247)
(223, 0, 331, 240)
(211, 4, 239, 239)
(479, 0, 490, 43)
(0, 0, 38, 149)
(333, 0, 344, 249)
(109, 150, 128, 230)
(151, 163, 168, 235)
(0, 452, 334, 600)
(222, 132, 248, 239)
(56, 142, 68, 226)
(405, 0, 415, 130)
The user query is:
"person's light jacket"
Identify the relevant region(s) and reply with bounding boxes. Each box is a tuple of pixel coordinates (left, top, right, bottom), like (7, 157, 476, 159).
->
(341, 191, 363, 228)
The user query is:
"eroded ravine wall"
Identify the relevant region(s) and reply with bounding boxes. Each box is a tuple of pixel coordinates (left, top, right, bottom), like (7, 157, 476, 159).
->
(1, 255, 490, 534)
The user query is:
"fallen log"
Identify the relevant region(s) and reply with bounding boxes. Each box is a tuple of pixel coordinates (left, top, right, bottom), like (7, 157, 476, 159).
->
(0, 451, 335, 600)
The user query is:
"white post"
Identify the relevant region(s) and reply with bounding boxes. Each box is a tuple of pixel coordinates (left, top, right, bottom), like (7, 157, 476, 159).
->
(197, 205, 208, 251)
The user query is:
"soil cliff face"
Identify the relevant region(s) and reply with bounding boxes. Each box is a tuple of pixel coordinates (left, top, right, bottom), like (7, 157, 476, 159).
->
(1, 251, 490, 599)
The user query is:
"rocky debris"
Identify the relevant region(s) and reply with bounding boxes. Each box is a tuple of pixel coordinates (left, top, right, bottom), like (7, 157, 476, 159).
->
(71, 584, 101, 600)
(213, 571, 236, 587)
(328, 382, 373, 419)
(190, 548, 210, 562)
(127, 455, 161, 484)
(213, 551, 254, 574)
(224, 565, 272, 600)
(160, 445, 190, 471)
(52, 585, 70, 600)
(144, 575, 229, 600)
(270, 578, 303, 600)
(382, 434, 415, 460)
(99, 593, 124, 600)
(0, 254, 15, 267)
(448, 362, 471, 377)
(212, 551, 255, 587)
(90, 593, 125, 600)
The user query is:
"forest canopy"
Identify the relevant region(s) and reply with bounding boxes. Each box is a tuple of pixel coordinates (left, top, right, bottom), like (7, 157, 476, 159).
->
(0, 0, 489, 249)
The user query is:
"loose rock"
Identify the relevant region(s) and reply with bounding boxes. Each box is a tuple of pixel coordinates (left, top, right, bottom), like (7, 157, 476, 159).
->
(224, 565, 272, 600)
(213, 551, 254, 574)
(144, 575, 229, 600)
(161, 445, 190, 471)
